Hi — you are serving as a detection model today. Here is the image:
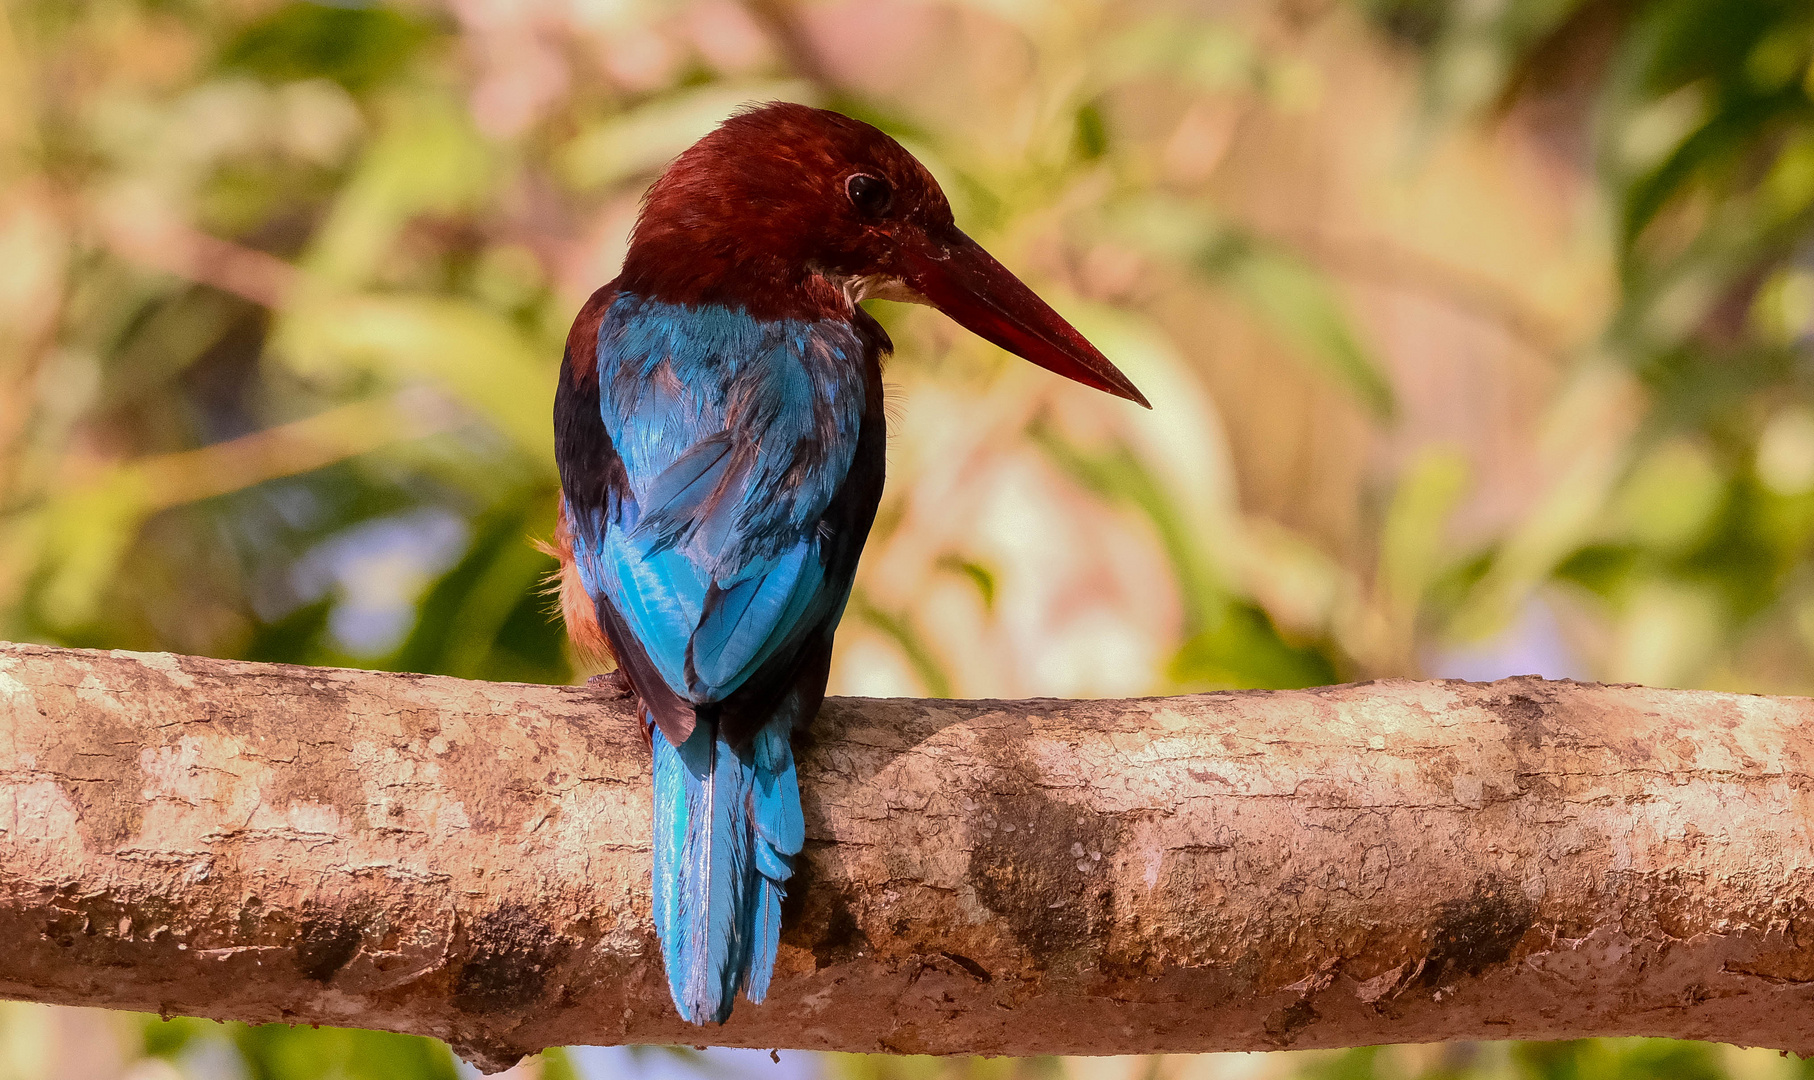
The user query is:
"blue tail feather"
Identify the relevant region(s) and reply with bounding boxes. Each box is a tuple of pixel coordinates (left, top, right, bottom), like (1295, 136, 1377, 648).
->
(744, 876, 787, 1002)
(650, 711, 803, 1023)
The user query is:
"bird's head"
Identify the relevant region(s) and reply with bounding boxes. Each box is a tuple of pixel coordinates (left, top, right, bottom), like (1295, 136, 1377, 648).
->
(620, 102, 1148, 407)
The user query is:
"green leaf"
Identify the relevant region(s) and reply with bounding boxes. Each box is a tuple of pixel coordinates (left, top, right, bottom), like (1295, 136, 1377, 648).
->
(936, 554, 997, 611)
(539, 1048, 583, 1080)
(1601, 437, 1726, 553)
(301, 93, 497, 290)
(1027, 418, 1225, 636)
(1098, 16, 1257, 92)
(1210, 236, 1397, 419)
(1379, 446, 1472, 619)
(391, 496, 569, 683)
(1073, 100, 1109, 160)
(1108, 197, 1395, 418)
(850, 588, 955, 698)
(218, 3, 439, 94)
(228, 1022, 461, 1080)
(139, 1014, 214, 1059)
(1170, 600, 1338, 690)
(273, 293, 557, 462)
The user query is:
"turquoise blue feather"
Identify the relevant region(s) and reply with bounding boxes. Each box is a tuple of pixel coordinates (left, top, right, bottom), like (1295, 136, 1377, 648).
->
(649, 708, 805, 1022)
(572, 296, 860, 1024)
(571, 295, 865, 703)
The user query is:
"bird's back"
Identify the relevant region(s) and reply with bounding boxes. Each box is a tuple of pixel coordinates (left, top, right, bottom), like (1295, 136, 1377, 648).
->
(554, 282, 887, 1021)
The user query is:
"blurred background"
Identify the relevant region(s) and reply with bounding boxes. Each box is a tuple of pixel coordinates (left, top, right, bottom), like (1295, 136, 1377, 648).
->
(2, 0, 1813, 1076)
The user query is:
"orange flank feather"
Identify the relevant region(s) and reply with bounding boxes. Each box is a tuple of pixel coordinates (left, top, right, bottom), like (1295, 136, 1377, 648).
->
(537, 497, 616, 671)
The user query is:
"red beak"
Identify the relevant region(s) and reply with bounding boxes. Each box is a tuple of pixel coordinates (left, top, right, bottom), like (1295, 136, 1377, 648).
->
(900, 228, 1150, 408)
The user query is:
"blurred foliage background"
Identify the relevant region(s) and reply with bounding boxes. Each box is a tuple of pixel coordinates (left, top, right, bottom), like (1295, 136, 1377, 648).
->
(2, 0, 1813, 1076)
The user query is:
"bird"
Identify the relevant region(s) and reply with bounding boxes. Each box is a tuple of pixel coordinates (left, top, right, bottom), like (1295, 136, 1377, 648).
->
(549, 102, 1148, 1026)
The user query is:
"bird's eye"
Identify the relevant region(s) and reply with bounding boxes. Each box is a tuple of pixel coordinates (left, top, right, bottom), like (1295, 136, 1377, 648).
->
(845, 173, 893, 218)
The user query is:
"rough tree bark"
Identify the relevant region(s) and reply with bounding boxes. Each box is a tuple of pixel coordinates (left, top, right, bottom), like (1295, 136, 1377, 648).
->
(2, 642, 1813, 1071)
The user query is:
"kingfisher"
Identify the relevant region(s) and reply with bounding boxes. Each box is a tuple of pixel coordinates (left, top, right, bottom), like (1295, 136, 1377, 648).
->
(550, 102, 1147, 1025)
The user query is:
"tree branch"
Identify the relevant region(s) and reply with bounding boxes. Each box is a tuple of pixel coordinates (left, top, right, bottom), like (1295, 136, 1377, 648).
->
(2, 642, 1812, 1071)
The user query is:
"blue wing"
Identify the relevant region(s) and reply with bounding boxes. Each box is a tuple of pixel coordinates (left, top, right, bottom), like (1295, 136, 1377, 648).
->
(567, 293, 867, 705)
(555, 288, 886, 1026)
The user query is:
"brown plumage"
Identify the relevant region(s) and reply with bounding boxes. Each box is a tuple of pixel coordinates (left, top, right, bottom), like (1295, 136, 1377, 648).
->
(537, 499, 614, 672)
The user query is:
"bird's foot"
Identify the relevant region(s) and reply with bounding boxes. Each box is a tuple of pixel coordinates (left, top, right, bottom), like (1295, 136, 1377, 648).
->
(587, 669, 633, 698)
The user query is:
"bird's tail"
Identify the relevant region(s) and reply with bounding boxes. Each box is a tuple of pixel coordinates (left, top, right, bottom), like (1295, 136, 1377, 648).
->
(650, 714, 804, 1024)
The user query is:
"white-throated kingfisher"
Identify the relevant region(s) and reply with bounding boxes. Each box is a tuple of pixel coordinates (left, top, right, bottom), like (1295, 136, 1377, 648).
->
(550, 103, 1147, 1025)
